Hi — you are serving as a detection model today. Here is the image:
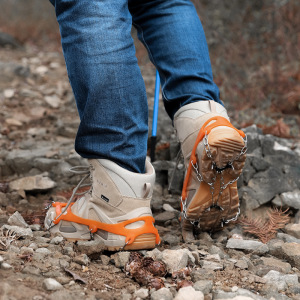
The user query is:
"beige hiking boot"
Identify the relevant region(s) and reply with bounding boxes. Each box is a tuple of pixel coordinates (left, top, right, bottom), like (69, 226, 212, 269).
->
(45, 159, 160, 251)
(174, 100, 247, 241)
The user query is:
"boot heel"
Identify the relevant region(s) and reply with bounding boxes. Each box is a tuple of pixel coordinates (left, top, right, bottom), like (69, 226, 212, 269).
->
(124, 233, 157, 250)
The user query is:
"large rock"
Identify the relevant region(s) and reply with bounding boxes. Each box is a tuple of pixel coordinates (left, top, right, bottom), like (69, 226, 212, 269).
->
(226, 238, 269, 255)
(248, 167, 292, 205)
(9, 175, 56, 192)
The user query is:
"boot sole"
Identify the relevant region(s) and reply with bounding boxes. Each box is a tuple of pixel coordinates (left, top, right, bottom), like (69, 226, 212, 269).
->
(64, 233, 156, 251)
(186, 127, 246, 231)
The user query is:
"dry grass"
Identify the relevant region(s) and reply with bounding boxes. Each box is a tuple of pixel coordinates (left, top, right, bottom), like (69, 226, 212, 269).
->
(239, 207, 290, 243)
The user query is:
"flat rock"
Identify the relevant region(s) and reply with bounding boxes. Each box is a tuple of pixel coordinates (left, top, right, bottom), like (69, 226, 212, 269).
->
(174, 286, 204, 300)
(263, 270, 298, 291)
(9, 175, 56, 192)
(261, 257, 291, 274)
(277, 232, 300, 244)
(36, 248, 51, 255)
(201, 260, 223, 271)
(43, 278, 63, 291)
(281, 242, 300, 268)
(285, 223, 300, 239)
(1, 224, 33, 238)
(226, 238, 269, 254)
(75, 239, 105, 256)
(8, 211, 29, 228)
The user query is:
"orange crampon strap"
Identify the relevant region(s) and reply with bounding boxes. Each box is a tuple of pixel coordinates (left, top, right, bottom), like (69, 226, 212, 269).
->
(52, 202, 160, 245)
(181, 116, 245, 206)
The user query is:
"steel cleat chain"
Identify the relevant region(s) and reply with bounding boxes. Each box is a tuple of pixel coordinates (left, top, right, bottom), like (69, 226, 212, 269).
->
(182, 132, 247, 227)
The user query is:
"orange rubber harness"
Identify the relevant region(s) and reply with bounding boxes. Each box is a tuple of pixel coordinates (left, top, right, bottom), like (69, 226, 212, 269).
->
(181, 116, 245, 206)
(52, 202, 160, 245)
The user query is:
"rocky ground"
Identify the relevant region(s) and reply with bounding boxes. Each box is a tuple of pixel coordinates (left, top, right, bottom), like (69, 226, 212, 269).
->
(0, 39, 300, 300)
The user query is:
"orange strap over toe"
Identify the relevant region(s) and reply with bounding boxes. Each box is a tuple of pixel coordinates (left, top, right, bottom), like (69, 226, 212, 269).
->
(181, 116, 245, 207)
(52, 202, 160, 245)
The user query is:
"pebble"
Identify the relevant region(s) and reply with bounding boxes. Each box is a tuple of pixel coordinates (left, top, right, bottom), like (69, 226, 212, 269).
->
(44, 95, 61, 108)
(226, 238, 269, 254)
(43, 278, 63, 291)
(1, 262, 13, 270)
(20, 246, 34, 255)
(174, 286, 204, 300)
(134, 288, 149, 299)
(28, 243, 38, 250)
(151, 287, 173, 300)
(3, 89, 15, 98)
(100, 255, 110, 265)
(193, 280, 213, 294)
(36, 248, 51, 255)
(62, 246, 75, 257)
(9, 175, 56, 192)
(112, 252, 130, 268)
(161, 249, 195, 273)
(0, 255, 3, 265)
(73, 254, 90, 266)
(22, 265, 41, 276)
(50, 236, 64, 245)
(235, 259, 248, 270)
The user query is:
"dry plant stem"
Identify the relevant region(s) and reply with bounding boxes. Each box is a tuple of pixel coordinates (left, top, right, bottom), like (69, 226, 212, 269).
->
(0, 229, 17, 250)
(239, 207, 290, 243)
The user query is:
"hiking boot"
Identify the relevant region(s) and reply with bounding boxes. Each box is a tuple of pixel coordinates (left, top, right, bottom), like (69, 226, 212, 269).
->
(45, 159, 160, 251)
(174, 100, 247, 241)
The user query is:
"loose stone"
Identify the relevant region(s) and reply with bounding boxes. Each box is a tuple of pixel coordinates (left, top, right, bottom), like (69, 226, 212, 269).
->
(43, 278, 63, 291)
(174, 286, 204, 300)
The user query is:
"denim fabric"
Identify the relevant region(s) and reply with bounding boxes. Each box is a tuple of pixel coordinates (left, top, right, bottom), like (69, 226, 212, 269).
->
(50, 0, 220, 173)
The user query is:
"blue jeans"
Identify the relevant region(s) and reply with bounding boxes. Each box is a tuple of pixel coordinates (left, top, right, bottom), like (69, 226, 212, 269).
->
(50, 0, 220, 173)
